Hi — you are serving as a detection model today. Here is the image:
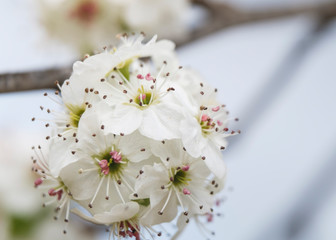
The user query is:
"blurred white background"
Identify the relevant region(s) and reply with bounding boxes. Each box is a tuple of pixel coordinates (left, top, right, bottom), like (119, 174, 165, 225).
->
(1, 0, 336, 239)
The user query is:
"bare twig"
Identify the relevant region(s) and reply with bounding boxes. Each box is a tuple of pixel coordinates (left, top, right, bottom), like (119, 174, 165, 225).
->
(1, 1, 336, 93)
(0, 67, 72, 93)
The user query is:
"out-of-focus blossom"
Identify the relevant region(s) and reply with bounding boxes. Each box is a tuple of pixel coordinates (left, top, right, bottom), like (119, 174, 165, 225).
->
(38, 0, 190, 55)
(0, 132, 98, 240)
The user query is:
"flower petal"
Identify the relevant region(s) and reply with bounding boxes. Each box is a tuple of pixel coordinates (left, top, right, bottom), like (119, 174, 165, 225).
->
(104, 105, 142, 136)
(140, 103, 182, 140)
(72, 202, 139, 225)
(202, 143, 226, 179)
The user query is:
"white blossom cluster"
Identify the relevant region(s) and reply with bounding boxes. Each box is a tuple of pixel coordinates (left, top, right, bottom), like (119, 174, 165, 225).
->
(38, 0, 190, 55)
(33, 34, 238, 239)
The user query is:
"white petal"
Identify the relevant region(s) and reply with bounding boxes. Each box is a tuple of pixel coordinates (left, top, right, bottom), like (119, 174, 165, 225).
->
(135, 164, 167, 197)
(171, 213, 189, 240)
(140, 103, 182, 140)
(104, 105, 142, 135)
(119, 131, 152, 162)
(150, 139, 184, 166)
(72, 202, 139, 225)
(77, 105, 108, 147)
(202, 143, 226, 179)
(180, 117, 204, 158)
(48, 136, 77, 177)
(60, 160, 101, 201)
(140, 190, 178, 226)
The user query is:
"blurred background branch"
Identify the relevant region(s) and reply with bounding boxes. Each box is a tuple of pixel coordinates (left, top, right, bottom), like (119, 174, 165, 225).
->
(1, 0, 336, 93)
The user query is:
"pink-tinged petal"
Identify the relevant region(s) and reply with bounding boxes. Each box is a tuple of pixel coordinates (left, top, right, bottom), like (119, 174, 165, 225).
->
(217, 120, 223, 126)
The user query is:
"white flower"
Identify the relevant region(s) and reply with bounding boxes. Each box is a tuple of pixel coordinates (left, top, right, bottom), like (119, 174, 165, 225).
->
(60, 109, 150, 210)
(32, 145, 73, 230)
(0, 134, 42, 215)
(100, 60, 185, 140)
(134, 140, 215, 226)
(179, 105, 230, 179)
(176, 69, 237, 178)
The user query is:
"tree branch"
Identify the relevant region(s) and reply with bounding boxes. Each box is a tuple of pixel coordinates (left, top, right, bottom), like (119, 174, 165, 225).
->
(0, 67, 72, 93)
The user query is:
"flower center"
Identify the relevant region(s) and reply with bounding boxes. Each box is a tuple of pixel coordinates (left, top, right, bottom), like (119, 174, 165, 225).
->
(172, 167, 191, 187)
(117, 221, 140, 239)
(95, 148, 127, 177)
(135, 91, 152, 106)
(47, 181, 68, 201)
(66, 104, 86, 128)
(200, 114, 215, 131)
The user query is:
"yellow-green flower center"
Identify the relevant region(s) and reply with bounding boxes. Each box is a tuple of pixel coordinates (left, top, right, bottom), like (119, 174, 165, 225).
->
(172, 169, 191, 187)
(66, 104, 86, 128)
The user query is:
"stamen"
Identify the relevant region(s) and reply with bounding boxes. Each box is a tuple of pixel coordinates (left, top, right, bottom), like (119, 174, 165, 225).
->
(78, 167, 97, 174)
(64, 200, 71, 222)
(113, 179, 125, 204)
(158, 188, 172, 215)
(183, 188, 191, 195)
(110, 150, 122, 163)
(174, 187, 187, 215)
(106, 176, 110, 200)
(201, 114, 209, 122)
(181, 165, 189, 171)
(89, 177, 105, 207)
(34, 178, 43, 187)
(120, 175, 135, 192)
(145, 73, 154, 81)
